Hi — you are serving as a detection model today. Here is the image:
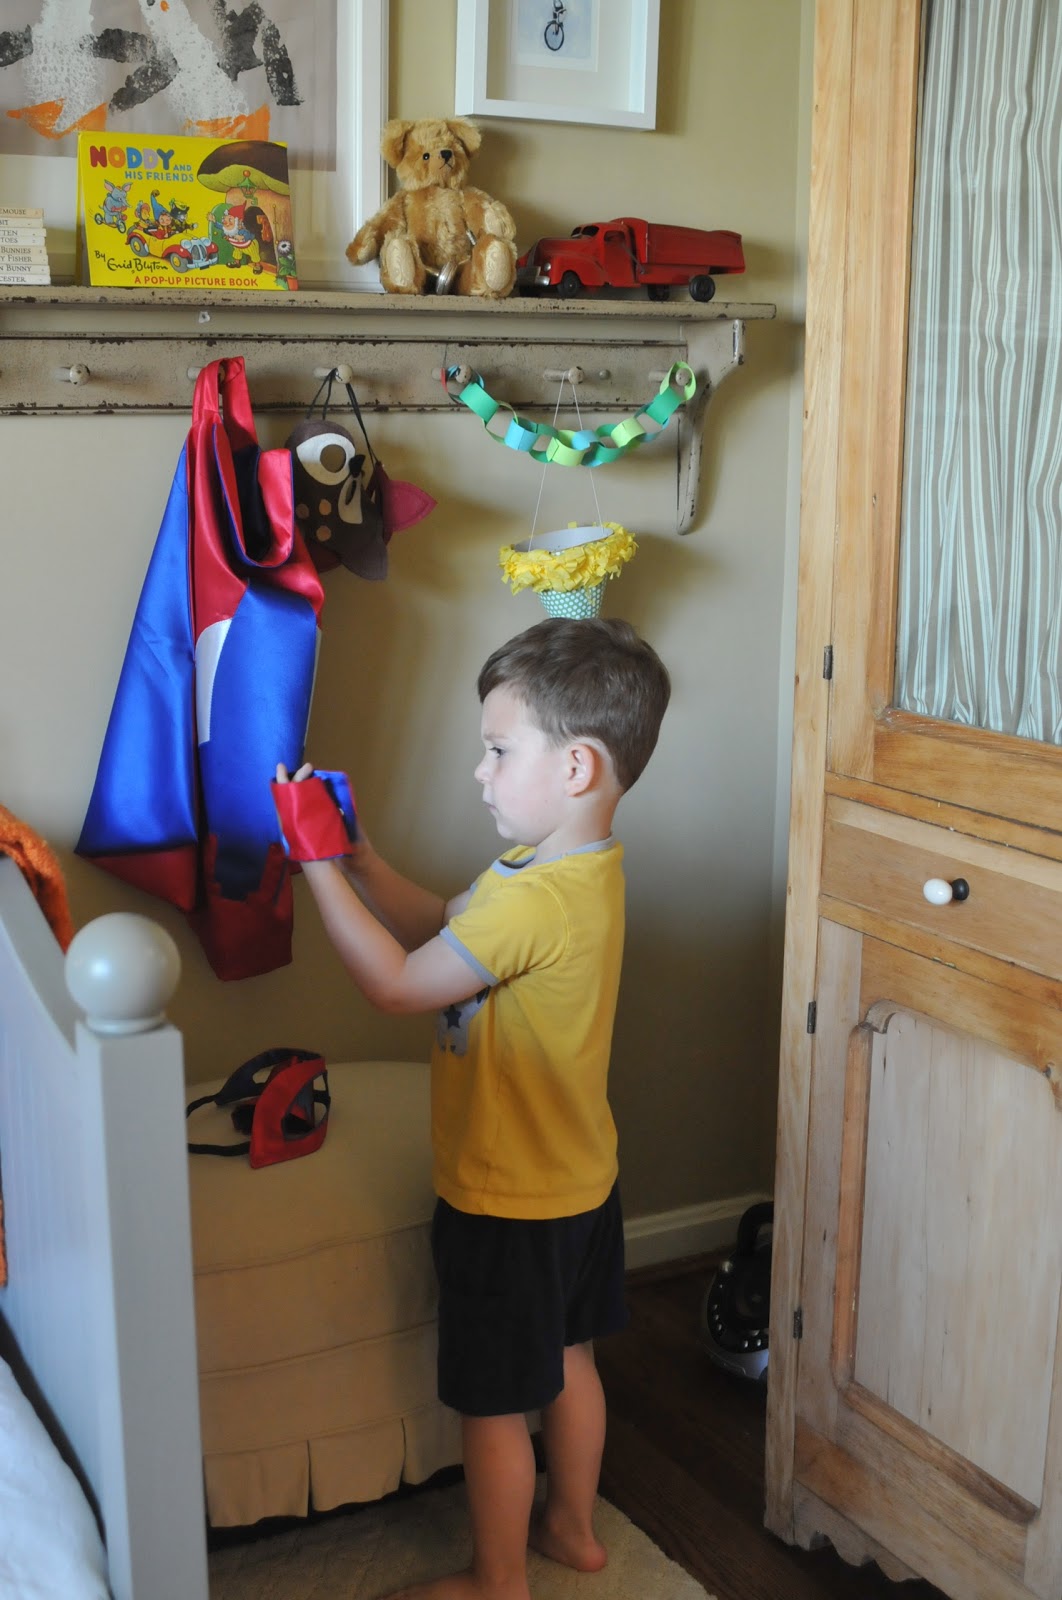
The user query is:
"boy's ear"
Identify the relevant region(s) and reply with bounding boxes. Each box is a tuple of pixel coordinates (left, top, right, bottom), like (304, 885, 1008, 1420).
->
(564, 740, 604, 797)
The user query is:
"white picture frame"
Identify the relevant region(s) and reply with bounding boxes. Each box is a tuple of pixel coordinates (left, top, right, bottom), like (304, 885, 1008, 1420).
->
(454, 0, 659, 129)
(0, 0, 386, 291)
(297, 0, 387, 291)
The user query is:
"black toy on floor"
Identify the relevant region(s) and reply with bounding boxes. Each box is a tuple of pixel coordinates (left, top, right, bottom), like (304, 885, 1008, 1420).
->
(699, 1201, 773, 1381)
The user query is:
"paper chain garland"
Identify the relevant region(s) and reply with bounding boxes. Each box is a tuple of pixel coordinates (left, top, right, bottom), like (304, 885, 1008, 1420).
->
(442, 361, 697, 468)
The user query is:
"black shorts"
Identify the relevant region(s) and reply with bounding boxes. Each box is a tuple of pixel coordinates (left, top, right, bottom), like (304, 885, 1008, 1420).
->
(431, 1182, 628, 1417)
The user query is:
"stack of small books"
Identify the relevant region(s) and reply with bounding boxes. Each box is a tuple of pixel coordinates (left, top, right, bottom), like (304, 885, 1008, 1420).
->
(0, 207, 51, 286)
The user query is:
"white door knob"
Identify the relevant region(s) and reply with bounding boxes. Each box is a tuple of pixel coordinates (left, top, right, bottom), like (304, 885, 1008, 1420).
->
(923, 877, 970, 905)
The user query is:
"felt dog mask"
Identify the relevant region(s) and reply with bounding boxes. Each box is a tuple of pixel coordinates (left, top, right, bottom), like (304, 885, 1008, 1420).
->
(286, 374, 436, 579)
(287, 417, 389, 579)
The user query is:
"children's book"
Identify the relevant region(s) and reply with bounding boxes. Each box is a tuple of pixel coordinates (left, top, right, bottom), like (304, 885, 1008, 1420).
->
(75, 133, 298, 292)
(0, 230, 46, 252)
(0, 208, 44, 227)
(0, 209, 50, 284)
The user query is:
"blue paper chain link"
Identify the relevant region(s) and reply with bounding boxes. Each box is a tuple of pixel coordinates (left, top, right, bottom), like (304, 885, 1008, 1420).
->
(442, 361, 697, 468)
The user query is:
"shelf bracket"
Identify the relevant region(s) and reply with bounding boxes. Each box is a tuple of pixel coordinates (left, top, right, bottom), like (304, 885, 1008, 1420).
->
(673, 316, 748, 535)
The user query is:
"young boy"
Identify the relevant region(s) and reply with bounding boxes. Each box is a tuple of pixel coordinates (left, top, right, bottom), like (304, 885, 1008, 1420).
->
(274, 616, 671, 1600)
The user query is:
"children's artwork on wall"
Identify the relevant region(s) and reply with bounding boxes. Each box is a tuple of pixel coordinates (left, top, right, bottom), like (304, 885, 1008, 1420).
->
(0, 1, 386, 288)
(455, 0, 660, 130)
(0, 1, 335, 160)
(512, 0, 598, 69)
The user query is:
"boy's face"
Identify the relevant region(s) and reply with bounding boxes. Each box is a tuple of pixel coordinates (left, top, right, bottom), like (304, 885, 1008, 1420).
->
(475, 686, 568, 847)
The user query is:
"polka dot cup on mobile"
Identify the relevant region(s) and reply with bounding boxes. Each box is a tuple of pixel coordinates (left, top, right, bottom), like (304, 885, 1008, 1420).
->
(539, 583, 606, 619)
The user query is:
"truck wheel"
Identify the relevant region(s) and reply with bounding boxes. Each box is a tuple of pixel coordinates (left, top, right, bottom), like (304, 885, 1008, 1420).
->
(689, 274, 716, 302)
(558, 270, 582, 297)
(647, 284, 671, 302)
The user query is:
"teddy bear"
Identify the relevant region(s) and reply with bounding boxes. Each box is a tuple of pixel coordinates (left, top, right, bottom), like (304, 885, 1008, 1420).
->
(346, 117, 517, 298)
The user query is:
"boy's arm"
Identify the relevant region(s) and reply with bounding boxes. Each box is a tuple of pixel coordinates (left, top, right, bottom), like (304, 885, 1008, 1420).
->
(301, 858, 487, 1014)
(273, 762, 481, 1010)
(277, 763, 467, 949)
(341, 837, 451, 950)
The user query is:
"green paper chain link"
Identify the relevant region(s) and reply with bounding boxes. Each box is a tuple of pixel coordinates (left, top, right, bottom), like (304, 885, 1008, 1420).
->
(443, 361, 697, 468)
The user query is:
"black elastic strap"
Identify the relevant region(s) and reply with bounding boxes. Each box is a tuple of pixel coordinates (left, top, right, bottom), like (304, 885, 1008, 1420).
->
(185, 1047, 324, 1157)
(187, 1135, 250, 1158)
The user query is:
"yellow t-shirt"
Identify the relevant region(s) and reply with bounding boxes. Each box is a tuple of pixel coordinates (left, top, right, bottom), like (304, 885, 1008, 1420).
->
(433, 839, 625, 1219)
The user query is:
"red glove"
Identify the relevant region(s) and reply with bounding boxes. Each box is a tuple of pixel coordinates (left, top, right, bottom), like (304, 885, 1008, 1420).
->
(271, 769, 358, 861)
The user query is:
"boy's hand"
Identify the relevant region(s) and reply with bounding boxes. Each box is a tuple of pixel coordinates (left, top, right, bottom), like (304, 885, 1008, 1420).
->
(271, 764, 358, 861)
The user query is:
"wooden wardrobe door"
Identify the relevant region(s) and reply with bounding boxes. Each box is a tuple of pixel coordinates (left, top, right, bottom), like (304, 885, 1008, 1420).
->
(767, 3, 1062, 1595)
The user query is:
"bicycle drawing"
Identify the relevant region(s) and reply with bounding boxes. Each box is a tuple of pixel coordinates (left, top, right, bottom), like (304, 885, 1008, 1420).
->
(544, 0, 566, 51)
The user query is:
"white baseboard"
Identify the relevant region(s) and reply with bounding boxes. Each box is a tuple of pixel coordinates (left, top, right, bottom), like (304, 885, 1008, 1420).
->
(623, 1191, 772, 1272)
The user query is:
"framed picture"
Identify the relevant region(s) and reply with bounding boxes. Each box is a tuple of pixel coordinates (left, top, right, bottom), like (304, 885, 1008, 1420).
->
(296, 0, 387, 289)
(0, 0, 386, 290)
(454, 0, 659, 129)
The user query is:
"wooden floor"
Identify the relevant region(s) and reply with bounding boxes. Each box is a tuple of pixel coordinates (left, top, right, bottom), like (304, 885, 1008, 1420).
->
(210, 1253, 948, 1596)
(595, 1255, 947, 1600)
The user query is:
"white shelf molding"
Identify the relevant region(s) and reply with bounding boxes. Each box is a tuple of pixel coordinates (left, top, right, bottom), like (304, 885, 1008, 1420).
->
(0, 288, 775, 534)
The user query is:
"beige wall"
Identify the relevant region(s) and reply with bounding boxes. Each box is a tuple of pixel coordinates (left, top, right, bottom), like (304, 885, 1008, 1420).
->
(1, 0, 811, 1226)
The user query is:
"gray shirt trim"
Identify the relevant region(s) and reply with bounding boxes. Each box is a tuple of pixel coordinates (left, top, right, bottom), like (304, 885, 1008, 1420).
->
(440, 925, 498, 986)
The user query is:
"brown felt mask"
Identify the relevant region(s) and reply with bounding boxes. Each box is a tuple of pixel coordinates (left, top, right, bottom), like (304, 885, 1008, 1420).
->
(286, 418, 389, 580)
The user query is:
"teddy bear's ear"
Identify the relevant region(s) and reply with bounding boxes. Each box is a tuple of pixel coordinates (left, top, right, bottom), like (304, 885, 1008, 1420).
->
(447, 118, 482, 157)
(380, 119, 413, 168)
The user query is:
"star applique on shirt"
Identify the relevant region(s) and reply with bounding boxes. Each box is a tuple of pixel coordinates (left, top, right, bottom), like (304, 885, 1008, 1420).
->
(436, 986, 490, 1055)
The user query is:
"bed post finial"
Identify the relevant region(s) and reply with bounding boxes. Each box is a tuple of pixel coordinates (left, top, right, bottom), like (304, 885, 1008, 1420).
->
(64, 912, 181, 1035)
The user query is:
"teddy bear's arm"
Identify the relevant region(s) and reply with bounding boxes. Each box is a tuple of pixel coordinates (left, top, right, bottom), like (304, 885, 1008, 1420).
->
(458, 188, 517, 244)
(346, 195, 411, 265)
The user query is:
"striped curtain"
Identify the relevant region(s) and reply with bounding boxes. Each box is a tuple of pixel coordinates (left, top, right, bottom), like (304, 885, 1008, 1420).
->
(895, 0, 1062, 743)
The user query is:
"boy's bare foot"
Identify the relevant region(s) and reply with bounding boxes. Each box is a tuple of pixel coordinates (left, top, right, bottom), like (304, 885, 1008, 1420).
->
(383, 1568, 531, 1600)
(528, 1507, 608, 1573)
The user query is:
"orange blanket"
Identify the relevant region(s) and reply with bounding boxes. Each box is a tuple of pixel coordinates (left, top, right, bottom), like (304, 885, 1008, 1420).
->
(0, 804, 74, 952)
(0, 806, 75, 1285)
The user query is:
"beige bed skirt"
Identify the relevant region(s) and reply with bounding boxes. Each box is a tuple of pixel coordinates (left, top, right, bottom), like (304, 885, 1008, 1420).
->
(203, 1398, 462, 1528)
(187, 1060, 464, 1528)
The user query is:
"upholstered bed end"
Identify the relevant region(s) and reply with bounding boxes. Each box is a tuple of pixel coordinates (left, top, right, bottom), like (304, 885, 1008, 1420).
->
(186, 1059, 461, 1528)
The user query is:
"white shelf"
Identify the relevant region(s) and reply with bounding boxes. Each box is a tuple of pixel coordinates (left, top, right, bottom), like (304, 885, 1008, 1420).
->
(0, 286, 776, 533)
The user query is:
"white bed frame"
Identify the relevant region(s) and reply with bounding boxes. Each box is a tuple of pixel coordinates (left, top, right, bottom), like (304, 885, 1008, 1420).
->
(0, 858, 208, 1600)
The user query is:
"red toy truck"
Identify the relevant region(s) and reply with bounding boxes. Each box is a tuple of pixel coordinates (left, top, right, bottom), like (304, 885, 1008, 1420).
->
(517, 217, 745, 302)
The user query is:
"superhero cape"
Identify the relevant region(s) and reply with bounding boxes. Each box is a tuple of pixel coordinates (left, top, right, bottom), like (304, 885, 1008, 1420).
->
(77, 357, 324, 981)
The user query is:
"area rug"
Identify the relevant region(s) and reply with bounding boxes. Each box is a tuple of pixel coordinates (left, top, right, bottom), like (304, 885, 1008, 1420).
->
(208, 1477, 716, 1599)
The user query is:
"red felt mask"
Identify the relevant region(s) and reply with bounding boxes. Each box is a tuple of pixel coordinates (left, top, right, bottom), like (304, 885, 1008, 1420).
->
(186, 1049, 330, 1169)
